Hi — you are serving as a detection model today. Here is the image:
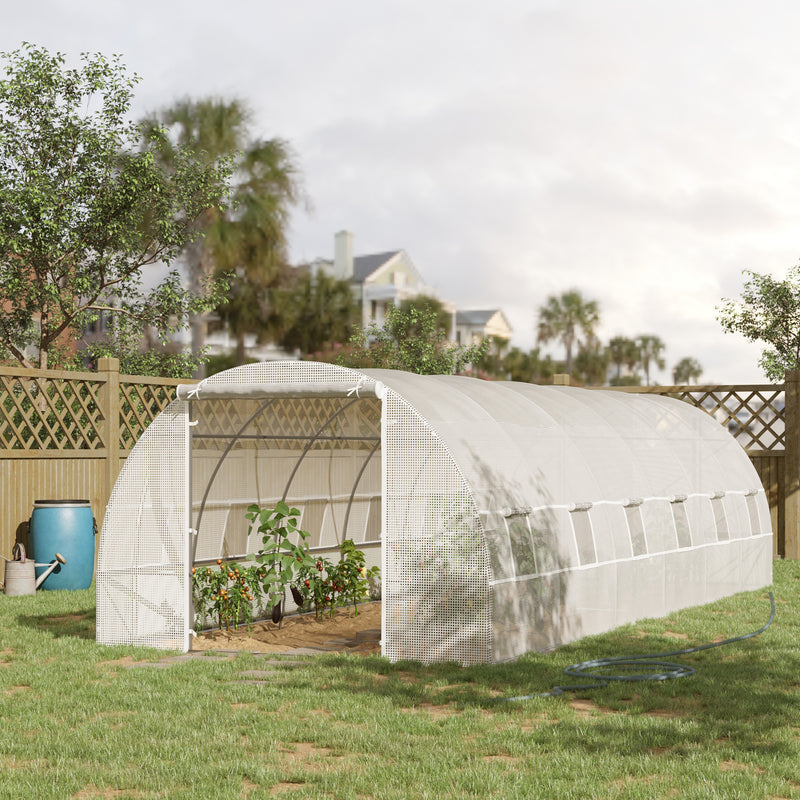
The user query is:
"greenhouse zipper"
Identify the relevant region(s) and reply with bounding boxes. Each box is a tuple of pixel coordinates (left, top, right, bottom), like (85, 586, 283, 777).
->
(500, 592, 775, 702)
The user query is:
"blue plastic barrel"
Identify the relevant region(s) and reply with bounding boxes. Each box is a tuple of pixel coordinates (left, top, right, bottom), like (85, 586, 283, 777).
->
(30, 500, 95, 590)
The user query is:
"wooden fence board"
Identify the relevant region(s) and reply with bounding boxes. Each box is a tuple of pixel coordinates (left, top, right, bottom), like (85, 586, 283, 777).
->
(0, 359, 187, 566)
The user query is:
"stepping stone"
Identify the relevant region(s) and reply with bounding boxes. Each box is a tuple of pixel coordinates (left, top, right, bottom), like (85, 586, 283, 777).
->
(253, 658, 307, 668)
(237, 670, 284, 680)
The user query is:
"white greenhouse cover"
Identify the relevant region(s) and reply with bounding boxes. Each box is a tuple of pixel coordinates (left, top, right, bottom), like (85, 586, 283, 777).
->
(97, 362, 772, 664)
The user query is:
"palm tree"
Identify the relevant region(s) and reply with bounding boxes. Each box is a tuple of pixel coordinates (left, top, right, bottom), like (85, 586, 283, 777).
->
(574, 337, 610, 386)
(606, 335, 640, 382)
(536, 290, 600, 374)
(673, 357, 703, 384)
(211, 138, 303, 364)
(142, 98, 302, 372)
(637, 334, 666, 385)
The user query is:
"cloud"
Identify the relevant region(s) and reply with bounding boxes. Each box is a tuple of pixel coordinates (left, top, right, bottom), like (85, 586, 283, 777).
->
(4, 0, 800, 383)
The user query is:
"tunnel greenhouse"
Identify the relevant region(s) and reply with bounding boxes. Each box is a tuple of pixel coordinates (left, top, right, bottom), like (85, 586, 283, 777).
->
(96, 361, 772, 664)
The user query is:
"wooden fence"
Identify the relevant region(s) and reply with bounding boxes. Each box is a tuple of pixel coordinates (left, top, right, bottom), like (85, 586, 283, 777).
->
(0, 358, 187, 559)
(1, 361, 797, 561)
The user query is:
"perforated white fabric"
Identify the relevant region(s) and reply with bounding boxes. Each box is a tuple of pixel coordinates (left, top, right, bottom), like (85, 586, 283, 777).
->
(96, 402, 190, 650)
(97, 363, 772, 662)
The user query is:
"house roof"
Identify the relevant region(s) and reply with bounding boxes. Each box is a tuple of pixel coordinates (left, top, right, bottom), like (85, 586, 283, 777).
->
(353, 251, 401, 282)
(456, 309, 501, 326)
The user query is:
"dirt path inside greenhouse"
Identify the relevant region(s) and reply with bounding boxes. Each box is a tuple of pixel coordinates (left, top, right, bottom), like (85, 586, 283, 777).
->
(191, 601, 381, 655)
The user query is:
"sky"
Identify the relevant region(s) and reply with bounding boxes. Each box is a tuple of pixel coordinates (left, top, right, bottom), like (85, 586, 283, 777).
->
(4, 0, 800, 383)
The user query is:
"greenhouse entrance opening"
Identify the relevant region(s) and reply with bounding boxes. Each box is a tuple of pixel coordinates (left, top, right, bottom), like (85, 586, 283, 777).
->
(191, 391, 383, 574)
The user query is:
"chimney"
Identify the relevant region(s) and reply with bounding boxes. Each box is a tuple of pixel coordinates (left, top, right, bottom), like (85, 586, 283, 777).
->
(334, 230, 354, 279)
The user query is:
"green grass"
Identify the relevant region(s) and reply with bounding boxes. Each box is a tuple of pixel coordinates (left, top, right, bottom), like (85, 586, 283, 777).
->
(1, 564, 799, 800)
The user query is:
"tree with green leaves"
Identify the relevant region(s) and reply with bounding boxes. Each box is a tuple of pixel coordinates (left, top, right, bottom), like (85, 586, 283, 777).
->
(272, 268, 356, 357)
(140, 100, 249, 361)
(398, 295, 452, 338)
(0, 44, 232, 372)
(672, 356, 703, 384)
(502, 346, 555, 383)
(474, 335, 509, 378)
(536, 290, 600, 374)
(637, 334, 666, 385)
(143, 98, 302, 369)
(336, 303, 487, 375)
(717, 265, 800, 381)
(573, 338, 610, 386)
(606, 335, 641, 383)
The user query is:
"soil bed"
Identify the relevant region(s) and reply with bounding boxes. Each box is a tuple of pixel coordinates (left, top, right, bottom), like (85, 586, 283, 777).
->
(191, 601, 381, 655)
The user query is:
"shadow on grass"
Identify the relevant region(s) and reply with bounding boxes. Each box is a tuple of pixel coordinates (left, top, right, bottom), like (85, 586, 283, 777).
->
(286, 611, 800, 761)
(16, 604, 96, 641)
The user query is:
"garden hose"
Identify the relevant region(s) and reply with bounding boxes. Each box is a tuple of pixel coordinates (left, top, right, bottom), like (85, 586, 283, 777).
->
(500, 591, 775, 702)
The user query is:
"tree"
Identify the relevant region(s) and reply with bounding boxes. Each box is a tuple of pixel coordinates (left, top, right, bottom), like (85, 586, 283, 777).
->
(673, 357, 703, 384)
(336, 303, 487, 375)
(272, 268, 356, 356)
(0, 45, 232, 371)
(474, 336, 509, 379)
(573, 338, 610, 386)
(606, 335, 641, 382)
(636, 334, 666, 385)
(502, 346, 555, 383)
(398, 295, 452, 338)
(141, 99, 249, 363)
(717, 265, 800, 381)
(536, 290, 600, 374)
(142, 98, 302, 369)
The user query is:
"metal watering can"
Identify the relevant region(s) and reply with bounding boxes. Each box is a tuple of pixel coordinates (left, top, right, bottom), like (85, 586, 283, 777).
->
(2, 544, 67, 596)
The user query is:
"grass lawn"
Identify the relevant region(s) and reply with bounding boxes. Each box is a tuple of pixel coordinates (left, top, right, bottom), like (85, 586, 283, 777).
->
(0, 562, 798, 800)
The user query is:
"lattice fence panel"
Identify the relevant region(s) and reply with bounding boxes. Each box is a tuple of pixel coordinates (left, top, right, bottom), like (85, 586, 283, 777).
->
(612, 385, 785, 451)
(192, 396, 382, 453)
(119, 382, 180, 449)
(0, 372, 104, 450)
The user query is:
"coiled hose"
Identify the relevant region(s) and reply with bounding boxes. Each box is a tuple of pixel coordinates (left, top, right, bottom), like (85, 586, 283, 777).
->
(500, 591, 775, 702)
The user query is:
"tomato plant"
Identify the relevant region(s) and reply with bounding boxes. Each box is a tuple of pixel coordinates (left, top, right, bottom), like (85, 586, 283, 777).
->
(192, 503, 381, 630)
(293, 540, 378, 619)
(192, 559, 268, 631)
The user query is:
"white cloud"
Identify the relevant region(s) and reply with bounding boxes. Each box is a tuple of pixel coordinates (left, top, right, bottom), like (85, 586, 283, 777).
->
(3, 0, 800, 383)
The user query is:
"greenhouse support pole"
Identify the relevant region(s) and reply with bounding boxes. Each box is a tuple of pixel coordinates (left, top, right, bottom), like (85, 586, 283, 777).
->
(184, 401, 193, 651)
(378, 384, 388, 659)
(785, 370, 800, 559)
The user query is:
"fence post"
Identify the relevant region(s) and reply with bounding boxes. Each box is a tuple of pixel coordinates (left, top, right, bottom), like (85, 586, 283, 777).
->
(98, 358, 121, 523)
(784, 369, 800, 558)
(552, 374, 571, 386)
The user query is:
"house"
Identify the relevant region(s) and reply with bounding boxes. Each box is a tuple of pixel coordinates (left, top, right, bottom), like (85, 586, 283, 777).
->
(454, 309, 512, 349)
(197, 229, 513, 365)
(313, 230, 451, 330)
